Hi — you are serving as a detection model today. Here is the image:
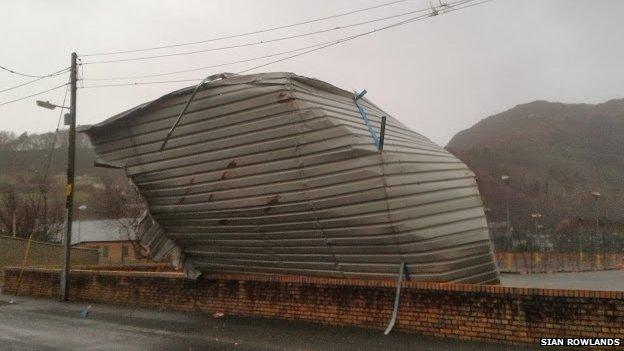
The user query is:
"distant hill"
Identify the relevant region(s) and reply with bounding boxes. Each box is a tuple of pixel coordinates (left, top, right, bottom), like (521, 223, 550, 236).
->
(0, 131, 96, 186)
(0, 131, 138, 239)
(446, 99, 624, 230)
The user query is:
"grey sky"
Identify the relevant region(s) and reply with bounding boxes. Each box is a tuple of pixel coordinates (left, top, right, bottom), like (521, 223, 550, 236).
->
(0, 0, 622, 146)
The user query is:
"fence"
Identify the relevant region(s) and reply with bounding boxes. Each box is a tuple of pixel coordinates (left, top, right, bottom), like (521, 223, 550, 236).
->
(0, 235, 98, 285)
(496, 252, 624, 273)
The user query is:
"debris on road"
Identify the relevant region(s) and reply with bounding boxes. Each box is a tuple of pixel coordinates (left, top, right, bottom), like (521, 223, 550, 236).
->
(80, 305, 92, 318)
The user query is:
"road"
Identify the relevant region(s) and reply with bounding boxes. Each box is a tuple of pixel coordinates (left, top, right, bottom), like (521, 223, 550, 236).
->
(501, 270, 624, 290)
(0, 293, 535, 351)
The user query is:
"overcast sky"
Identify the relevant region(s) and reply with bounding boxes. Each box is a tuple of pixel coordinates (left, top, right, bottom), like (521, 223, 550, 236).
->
(0, 0, 622, 146)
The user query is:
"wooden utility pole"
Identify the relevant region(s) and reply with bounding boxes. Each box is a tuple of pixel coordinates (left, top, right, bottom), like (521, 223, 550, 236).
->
(59, 52, 77, 302)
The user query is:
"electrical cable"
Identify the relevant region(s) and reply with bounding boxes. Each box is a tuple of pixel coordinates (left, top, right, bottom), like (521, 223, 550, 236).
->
(0, 65, 70, 79)
(0, 83, 69, 107)
(0, 68, 70, 93)
(78, 58, 85, 88)
(236, 13, 433, 74)
(33, 82, 69, 242)
(81, 3, 437, 82)
(82, 0, 471, 78)
(83, 40, 338, 81)
(82, 5, 434, 65)
(79, 0, 413, 57)
(40, 83, 69, 187)
(445, 0, 494, 12)
(235, 0, 493, 75)
(79, 0, 489, 88)
(80, 78, 205, 89)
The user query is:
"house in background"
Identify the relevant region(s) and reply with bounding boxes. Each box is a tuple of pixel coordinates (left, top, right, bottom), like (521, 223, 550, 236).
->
(70, 219, 148, 264)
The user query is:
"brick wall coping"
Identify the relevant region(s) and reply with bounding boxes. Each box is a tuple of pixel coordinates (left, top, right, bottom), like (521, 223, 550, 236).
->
(71, 263, 177, 271)
(5, 267, 624, 300)
(4, 267, 184, 279)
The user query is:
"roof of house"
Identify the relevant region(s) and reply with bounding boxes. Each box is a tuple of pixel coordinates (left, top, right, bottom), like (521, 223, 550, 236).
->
(71, 219, 137, 245)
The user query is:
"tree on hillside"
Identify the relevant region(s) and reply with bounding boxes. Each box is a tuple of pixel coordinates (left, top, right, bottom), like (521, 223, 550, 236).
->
(0, 130, 133, 243)
(0, 184, 64, 241)
(0, 185, 18, 236)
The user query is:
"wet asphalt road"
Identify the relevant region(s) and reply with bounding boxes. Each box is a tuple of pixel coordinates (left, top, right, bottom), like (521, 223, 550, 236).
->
(0, 293, 535, 351)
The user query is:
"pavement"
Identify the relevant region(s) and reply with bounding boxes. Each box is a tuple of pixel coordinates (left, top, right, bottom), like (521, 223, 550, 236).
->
(501, 270, 624, 290)
(0, 293, 537, 351)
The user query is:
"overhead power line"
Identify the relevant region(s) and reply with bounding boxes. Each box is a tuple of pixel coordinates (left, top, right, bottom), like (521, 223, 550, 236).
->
(80, 0, 413, 57)
(82, 6, 433, 65)
(0, 68, 70, 94)
(82, 40, 338, 81)
(0, 83, 69, 107)
(0, 65, 70, 79)
(80, 0, 489, 88)
(80, 78, 206, 88)
(234, 0, 493, 76)
(236, 12, 433, 74)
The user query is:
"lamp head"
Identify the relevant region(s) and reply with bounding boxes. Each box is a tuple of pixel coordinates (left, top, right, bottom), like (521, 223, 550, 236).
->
(36, 100, 57, 110)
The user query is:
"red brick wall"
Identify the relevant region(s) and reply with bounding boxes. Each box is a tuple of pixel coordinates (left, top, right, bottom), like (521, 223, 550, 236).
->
(4, 267, 624, 347)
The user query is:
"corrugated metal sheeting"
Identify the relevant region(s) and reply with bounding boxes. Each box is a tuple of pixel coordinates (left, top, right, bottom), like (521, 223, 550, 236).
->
(82, 72, 499, 284)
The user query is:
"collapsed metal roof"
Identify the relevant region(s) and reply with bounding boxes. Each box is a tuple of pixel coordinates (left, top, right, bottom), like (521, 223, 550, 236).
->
(82, 72, 499, 284)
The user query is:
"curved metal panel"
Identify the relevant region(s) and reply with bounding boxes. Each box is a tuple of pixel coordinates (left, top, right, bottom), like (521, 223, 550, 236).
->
(84, 72, 499, 284)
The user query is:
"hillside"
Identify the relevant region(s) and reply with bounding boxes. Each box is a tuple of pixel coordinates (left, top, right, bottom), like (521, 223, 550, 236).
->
(446, 99, 624, 230)
(0, 131, 140, 240)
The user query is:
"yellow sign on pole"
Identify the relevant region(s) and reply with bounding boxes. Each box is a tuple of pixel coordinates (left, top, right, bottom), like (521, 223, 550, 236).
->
(65, 183, 73, 196)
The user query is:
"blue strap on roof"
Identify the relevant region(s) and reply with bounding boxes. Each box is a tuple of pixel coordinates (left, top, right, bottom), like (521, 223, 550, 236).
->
(354, 89, 380, 148)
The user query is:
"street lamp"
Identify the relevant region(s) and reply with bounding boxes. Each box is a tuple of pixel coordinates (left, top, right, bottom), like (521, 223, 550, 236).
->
(591, 191, 601, 235)
(591, 191, 602, 253)
(36, 100, 69, 110)
(531, 213, 542, 234)
(501, 175, 512, 236)
(530, 213, 542, 272)
(77, 205, 87, 244)
(36, 100, 72, 126)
